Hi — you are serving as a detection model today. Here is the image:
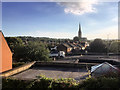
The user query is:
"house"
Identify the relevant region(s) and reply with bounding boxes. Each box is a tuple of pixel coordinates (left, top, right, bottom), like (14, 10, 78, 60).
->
(91, 62, 119, 77)
(0, 31, 12, 73)
(57, 43, 72, 54)
(75, 44, 83, 50)
(67, 43, 77, 49)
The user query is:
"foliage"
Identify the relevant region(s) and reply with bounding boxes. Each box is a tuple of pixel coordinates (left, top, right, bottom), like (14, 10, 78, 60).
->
(28, 42, 50, 61)
(52, 78, 78, 89)
(36, 74, 78, 88)
(2, 78, 32, 89)
(13, 41, 50, 62)
(109, 41, 120, 54)
(5, 36, 62, 62)
(73, 36, 80, 42)
(18, 36, 72, 44)
(89, 38, 107, 53)
(5, 37, 23, 52)
(13, 45, 29, 61)
(79, 77, 120, 89)
(2, 76, 120, 89)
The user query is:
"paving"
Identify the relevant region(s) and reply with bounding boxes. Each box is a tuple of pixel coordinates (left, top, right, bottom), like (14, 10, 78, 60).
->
(11, 66, 88, 81)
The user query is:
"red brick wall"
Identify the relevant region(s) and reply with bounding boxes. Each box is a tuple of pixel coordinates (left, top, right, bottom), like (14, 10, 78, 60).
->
(0, 32, 12, 73)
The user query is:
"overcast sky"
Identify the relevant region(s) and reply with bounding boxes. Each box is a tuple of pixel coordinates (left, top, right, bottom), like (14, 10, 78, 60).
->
(2, 1, 118, 40)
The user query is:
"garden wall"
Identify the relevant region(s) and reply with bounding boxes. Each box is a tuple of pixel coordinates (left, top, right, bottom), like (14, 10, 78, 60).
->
(0, 61, 36, 77)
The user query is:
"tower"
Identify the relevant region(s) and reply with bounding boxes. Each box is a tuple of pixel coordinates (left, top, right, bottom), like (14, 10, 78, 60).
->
(78, 23, 82, 38)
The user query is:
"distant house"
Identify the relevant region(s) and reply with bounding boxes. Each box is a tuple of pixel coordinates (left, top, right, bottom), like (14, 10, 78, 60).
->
(57, 43, 72, 54)
(67, 43, 77, 49)
(51, 46, 57, 50)
(76, 44, 83, 50)
(0, 31, 12, 73)
(91, 62, 119, 77)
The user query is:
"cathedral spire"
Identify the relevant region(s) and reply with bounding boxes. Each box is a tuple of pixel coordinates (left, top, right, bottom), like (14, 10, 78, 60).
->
(78, 23, 82, 38)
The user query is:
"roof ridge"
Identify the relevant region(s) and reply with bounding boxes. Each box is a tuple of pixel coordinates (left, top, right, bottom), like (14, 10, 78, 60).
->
(91, 62, 118, 73)
(91, 63, 104, 73)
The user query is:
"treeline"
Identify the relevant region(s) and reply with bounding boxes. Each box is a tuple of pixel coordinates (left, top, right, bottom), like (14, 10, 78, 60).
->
(18, 36, 72, 44)
(5, 36, 120, 62)
(5, 37, 50, 62)
(89, 38, 120, 54)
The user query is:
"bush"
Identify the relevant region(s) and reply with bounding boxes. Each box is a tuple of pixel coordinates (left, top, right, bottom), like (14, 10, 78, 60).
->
(79, 77, 120, 89)
(2, 76, 120, 89)
(2, 78, 32, 89)
(52, 78, 78, 89)
(79, 78, 102, 89)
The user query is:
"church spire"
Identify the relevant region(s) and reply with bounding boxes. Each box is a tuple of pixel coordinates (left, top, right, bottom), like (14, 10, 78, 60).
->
(78, 23, 82, 38)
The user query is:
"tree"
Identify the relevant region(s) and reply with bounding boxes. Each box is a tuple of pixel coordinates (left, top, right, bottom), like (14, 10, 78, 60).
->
(13, 45, 29, 61)
(13, 41, 50, 62)
(90, 38, 107, 53)
(109, 41, 120, 54)
(73, 36, 79, 42)
(5, 37, 23, 52)
(27, 42, 50, 61)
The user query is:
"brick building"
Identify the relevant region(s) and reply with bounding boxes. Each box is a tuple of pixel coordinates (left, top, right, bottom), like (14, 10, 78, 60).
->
(57, 43, 72, 54)
(0, 31, 12, 73)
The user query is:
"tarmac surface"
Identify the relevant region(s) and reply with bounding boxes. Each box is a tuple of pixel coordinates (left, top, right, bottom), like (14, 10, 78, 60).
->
(11, 55, 119, 81)
(12, 66, 88, 81)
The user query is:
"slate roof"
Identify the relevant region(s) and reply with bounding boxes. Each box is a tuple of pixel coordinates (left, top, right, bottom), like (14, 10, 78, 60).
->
(62, 43, 72, 48)
(67, 43, 76, 48)
(91, 62, 118, 73)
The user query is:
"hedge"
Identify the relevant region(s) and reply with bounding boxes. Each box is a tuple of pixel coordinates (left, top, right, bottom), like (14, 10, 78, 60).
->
(2, 76, 120, 89)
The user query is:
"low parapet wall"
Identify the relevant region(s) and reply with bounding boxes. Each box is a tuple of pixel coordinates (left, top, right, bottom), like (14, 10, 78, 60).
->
(0, 61, 36, 77)
(34, 61, 96, 68)
(79, 59, 120, 65)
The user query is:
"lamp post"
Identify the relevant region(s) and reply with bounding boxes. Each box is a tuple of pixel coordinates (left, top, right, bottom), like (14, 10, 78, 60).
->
(107, 34, 109, 56)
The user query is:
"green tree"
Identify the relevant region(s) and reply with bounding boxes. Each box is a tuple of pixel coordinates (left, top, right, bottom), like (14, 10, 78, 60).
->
(73, 36, 79, 42)
(109, 41, 120, 54)
(27, 42, 50, 61)
(5, 37, 23, 52)
(13, 41, 50, 62)
(90, 38, 107, 53)
(13, 45, 29, 61)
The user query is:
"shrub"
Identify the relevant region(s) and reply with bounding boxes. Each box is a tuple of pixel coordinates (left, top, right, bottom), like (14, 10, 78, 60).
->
(2, 76, 120, 89)
(79, 77, 120, 89)
(2, 78, 32, 89)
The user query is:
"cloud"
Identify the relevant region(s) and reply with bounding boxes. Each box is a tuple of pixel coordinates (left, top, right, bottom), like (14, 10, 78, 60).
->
(84, 25, 118, 40)
(57, 0, 98, 15)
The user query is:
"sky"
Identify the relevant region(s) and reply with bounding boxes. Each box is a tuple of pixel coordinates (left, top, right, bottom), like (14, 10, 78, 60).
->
(2, 1, 118, 40)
